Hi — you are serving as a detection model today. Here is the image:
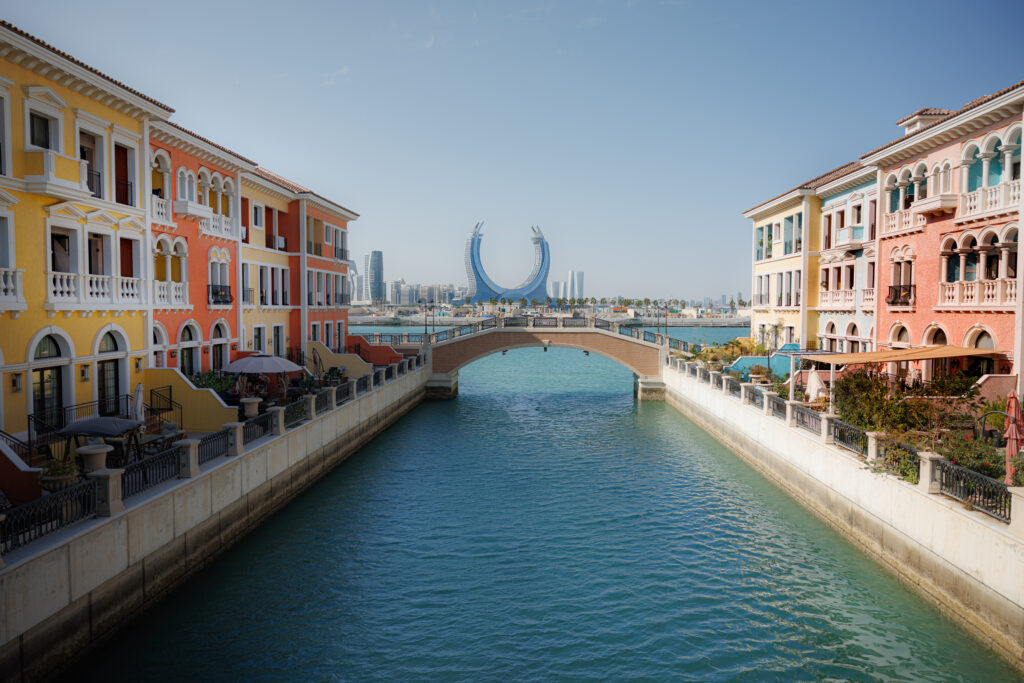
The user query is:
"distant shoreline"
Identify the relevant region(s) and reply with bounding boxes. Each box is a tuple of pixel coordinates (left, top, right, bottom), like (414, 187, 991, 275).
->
(350, 316, 750, 328)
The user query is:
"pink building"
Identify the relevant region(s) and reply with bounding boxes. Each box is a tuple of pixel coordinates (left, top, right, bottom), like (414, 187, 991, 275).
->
(865, 82, 1023, 382)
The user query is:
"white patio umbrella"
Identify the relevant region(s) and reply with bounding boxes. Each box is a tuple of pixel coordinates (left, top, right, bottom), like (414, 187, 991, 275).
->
(806, 369, 827, 401)
(131, 383, 145, 422)
(221, 354, 304, 375)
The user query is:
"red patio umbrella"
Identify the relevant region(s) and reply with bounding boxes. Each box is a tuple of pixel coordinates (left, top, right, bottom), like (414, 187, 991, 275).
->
(1003, 391, 1022, 485)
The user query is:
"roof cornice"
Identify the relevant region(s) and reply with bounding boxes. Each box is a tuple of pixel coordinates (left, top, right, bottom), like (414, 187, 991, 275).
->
(151, 121, 256, 174)
(299, 194, 360, 222)
(742, 189, 811, 220)
(860, 85, 1024, 167)
(0, 24, 173, 119)
(241, 171, 297, 204)
(816, 165, 877, 197)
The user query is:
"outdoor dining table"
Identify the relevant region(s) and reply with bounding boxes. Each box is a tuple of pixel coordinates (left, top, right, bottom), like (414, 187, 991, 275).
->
(56, 416, 145, 466)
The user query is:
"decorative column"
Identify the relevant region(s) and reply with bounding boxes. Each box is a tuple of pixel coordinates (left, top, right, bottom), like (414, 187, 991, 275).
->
(977, 246, 992, 281)
(820, 413, 835, 445)
(960, 160, 974, 194)
(897, 180, 908, 210)
(268, 406, 286, 436)
(865, 432, 881, 463)
(978, 152, 997, 188)
(999, 244, 1011, 280)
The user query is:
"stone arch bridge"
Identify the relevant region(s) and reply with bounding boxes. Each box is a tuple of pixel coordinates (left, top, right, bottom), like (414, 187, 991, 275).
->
(361, 317, 694, 400)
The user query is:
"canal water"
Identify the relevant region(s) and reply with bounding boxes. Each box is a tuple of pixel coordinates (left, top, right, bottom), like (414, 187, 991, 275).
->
(79, 343, 1019, 681)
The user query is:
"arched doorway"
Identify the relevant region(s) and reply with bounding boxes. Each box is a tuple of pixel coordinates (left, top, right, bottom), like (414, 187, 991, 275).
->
(32, 334, 66, 429)
(96, 331, 122, 415)
(179, 324, 200, 376)
(211, 323, 229, 371)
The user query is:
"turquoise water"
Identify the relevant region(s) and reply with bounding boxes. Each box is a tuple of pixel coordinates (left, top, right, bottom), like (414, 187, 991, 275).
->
(353, 324, 748, 348)
(79, 347, 1018, 681)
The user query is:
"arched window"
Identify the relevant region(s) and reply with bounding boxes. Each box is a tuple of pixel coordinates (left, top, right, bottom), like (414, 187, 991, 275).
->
(974, 331, 994, 350)
(182, 326, 194, 343)
(931, 329, 947, 345)
(177, 169, 187, 200)
(98, 332, 118, 353)
(34, 335, 61, 360)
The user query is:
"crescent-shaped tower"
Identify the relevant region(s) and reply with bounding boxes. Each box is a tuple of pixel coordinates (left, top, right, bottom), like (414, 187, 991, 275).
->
(464, 223, 550, 304)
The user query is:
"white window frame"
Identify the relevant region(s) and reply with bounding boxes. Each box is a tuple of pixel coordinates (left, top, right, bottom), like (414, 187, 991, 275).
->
(111, 126, 141, 208)
(0, 76, 14, 177)
(310, 322, 320, 342)
(252, 202, 265, 229)
(252, 324, 266, 352)
(23, 86, 66, 153)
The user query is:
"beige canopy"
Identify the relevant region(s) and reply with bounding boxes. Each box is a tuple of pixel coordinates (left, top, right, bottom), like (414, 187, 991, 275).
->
(802, 345, 1004, 365)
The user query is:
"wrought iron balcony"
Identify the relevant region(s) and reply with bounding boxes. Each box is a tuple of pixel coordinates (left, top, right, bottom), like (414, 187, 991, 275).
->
(115, 178, 133, 206)
(885, 284, 915, 307)
(208, 284, 233, 305)
(85, 168, 102, 198)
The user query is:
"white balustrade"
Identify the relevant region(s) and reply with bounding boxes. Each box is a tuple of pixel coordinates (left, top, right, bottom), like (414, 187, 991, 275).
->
(84, 274, 113, 302)
(151, 196, 172, 224)
(881, 210, 925, 235)
(939, 278, 1016, 307)
(959, 180, 1021, 219)
(0, 267, 23, 304)
(118, 277, 142, 303)
(861, 288, 875, 307)
(1007, 278, 1017, 303)
(48, 272, 79, 302)
(939, 282, 958, 305)
(154, 280, 188, 306)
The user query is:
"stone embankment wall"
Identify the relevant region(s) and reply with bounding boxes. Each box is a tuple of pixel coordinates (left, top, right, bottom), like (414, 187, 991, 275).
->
(662, 363, 1024, 670)
(0, 366, 428, 682)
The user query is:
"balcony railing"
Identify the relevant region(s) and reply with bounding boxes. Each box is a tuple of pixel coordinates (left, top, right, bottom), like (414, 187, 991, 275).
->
(882, 210, 926, 236)
(85, 168, 102, 198)
(0, 267, 25, 308)
(338, 292, 351, 305)
(754, 294, 770, 307)
(960, 180, 1020, 221)
(938, 278, 1016, 308)
(47, 272, 146, 307)
(833, 225, 865, 249)
(208, 284, 233, 305)
(242, 288, 254, 305)
(151, 195, 172, 224)
(154, 280, 187, 306)
(819, 289, 856, 310)
(335, 246, 349, 260)
(886, 284, 915, 307)
(200, 214, 236, 239)
(861, 288, 875, 308)
(307, 241, 322, 256)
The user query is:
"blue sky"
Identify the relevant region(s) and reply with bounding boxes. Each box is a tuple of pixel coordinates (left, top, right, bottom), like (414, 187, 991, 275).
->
(8, 1, 1024, 299)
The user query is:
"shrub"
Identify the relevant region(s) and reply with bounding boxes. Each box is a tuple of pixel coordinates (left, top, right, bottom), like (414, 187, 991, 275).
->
(748, 364, 771, 378)
(190, 372, 235, 393)
(936, 432, 1007, 480)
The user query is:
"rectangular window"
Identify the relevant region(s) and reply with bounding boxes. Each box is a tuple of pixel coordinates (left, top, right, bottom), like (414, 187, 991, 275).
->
(114, 144, 133, 205)
(253, 204, 264, 228)
(51, 233, 71, 272)
(310, 322, 320, 342)
(852, 204, 862, 224)
(837, 210, 845, 229)
(325, 322, 333, 348)
(253, 327, 265, 352)
(0, 216, 10, 268)
(30, 112, 52, 149)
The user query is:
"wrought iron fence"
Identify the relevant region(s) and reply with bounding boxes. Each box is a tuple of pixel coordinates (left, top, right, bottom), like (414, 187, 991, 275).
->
(198, 429, 229, 465)
(481, 318, 498, 329)
(770, 395, 787, 420)
(457, 325, 475, 336)
(405, 333, 424, 343)
(595, 318, 611, 330)
(561, 317, 587, 327)
(832, 419, 868, 456)
(878, 439, 920, 482)
(243, 412, 275, 444)
(355, 375, 370, 394)
(689, 364, 698, 378)
(619, 326, 634, 337)
(699, 368, 710, 383)
(284, 399, 309, 428)
(668, 338, 682, 350)
(794, 405, 822, 436)
(122, 446, 180, 499)
(725, 377, 741, 398)
(712, 374, 723, 390)
(397, 362, 406, 376)
(1, 479, 99, 554)
(335, 382, 352, 405)
(533, 316, 557, 327)
(747, 387, 764, 408)
(503, 316, 529, 327)
(315, 388, 333, 414)
(434, 329, 452, 342)
(937, 459, 1011, 523)
(643, 331, 657, 343)
(385, 366, 395, 381)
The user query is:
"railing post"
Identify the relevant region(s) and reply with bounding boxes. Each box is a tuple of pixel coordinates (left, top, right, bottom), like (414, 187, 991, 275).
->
(709, 371, 722, 391)
(176, 439, 200, 478)
(761, 391, 778, 416)
(87, 468, 125, 517)
(785, 400, 800, 427)
(268, 407, 286, 436)
(865, 431, 881, 462)
(820, 413, 835, 445)
(740, 382, 753, 403)
(390, 362, 399, 380)
(222, 422, 244, 457)
(917, 451, 943, 494)
(304, 393, 317, 419)
(327, 386, 337, 406)
(1008, 488, 1024, 539)
(367, 371, 375, 391)
(348, 378, 358, 399)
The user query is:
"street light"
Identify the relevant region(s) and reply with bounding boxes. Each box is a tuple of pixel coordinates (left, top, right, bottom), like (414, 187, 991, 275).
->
(418, 298, 429, 335)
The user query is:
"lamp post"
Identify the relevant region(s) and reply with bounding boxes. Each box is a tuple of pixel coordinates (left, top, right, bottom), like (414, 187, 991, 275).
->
(419, 298, 428, 335)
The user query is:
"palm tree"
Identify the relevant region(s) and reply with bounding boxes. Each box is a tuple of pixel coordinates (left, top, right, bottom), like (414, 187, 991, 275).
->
(545, 296, 552, 312)
(530, 298, 538, 309)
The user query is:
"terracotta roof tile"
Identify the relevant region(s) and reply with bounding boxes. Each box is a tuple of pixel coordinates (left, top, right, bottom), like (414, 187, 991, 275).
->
(254, 167, 359, 218)
(744, 161, 862, 214)
(861, 78, 1024, 159)
(894, 107, 955, 125)
(0, 20, 173, 113)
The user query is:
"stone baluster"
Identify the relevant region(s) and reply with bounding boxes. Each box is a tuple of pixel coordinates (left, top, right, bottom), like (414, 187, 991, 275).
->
(304, 393, 317, 419)
(865, 432, 882, 463)
(917, 452, 943, 494)
(268, 406, 287, 436)
(785, 400, 801, 428)
(761, 390, 778, 416)
(820, 413, 835, 445)
(88, 469, 125, 517)
(176, 439, 200, 478)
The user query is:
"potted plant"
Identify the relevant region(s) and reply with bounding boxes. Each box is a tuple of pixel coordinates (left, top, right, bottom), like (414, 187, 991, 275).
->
(39, 457, 80, 492)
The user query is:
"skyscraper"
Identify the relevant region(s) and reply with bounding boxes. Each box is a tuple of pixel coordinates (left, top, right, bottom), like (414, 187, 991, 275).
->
(366, 251, 385, 304)
(569, 270, 584, 299)
(549, 281, 562, 300)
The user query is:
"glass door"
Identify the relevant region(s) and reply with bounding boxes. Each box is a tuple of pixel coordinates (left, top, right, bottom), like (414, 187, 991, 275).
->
(32, 366, 63, 429)
(97, 359, 120, 416)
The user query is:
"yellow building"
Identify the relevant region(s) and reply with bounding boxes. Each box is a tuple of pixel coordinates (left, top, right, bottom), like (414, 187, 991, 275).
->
(743, 164, 860, 349)
(0, 23, 173, 441)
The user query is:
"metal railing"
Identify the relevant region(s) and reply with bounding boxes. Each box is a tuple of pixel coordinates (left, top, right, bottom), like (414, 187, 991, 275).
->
(712, 374, 723, 390)
(878, 439, 920, 481)
(335, 382, 352, 405)
(770, 395, 787, 420)
(937, 459, 1011, 523)
(533, 316, 558, 327)
(197, 429, 229, 465)
(794, 405, 822, 435)
(747, 387, 764, 408)
(832, 419, 868, 456)
(503, 316, 529, 327)
(122, 446, 181, 499)
(724, 377, 741, 398)
(284, 399, 309, 428)
(886, 284, 915, 306)
(480, 318, 498, 330)
(208, 284, 233, 305)
(643, 331, 657, 343)
(355, 375, 371, 395)
(315, 389, 332, 414)
(243, 411, 274, 443)
(0, 428, 33, 466)
(595, 318, 611, 330)
(699, 368, 710, 383)
(561, 317, 587, 327)
(1, 479, 99, 554)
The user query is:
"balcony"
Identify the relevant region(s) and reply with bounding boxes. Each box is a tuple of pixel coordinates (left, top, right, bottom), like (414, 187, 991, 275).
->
(154, 280, 187, 307)
(937, 278, 1016, 310)
(881, 210, 926, 237)
(115, 178, 134, 206)
(832, 225, 865, 251)
(753, 294, 770, 309)
(885, 284, 915, 307)
(242, 288, 254, 305)
(151, 196, 173, 225)
(819, 289, 856, 310)
(958, 180, 1021, 224)
(24, 149, 92, 200)
(208, 284, 233, 306)
(47, 273, 147, 309)
(335, 246, 349, 261)
(0, 267, 27, 312)
(911, 193, 958, 217)
(861, 288, 875, 308)
(199, 214, 237, 239)
(173, 198, 214, 221)
(85, 169, 102, 198)
(775, 292, 799, 309)
(307, 241, 323, 257)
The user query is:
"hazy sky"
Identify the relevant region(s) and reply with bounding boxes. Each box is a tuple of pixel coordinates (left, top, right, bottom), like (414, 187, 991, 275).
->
(8, 1, 1024, 298)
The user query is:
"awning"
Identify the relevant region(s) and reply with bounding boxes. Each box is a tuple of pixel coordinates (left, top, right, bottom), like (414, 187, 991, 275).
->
(802, 345, 1005, 365)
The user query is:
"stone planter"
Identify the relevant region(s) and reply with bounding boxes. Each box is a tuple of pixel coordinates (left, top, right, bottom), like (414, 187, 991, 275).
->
(77, 444, 113, 473)
(240, 397, 262, 419)
(38, 472, 79, 492)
